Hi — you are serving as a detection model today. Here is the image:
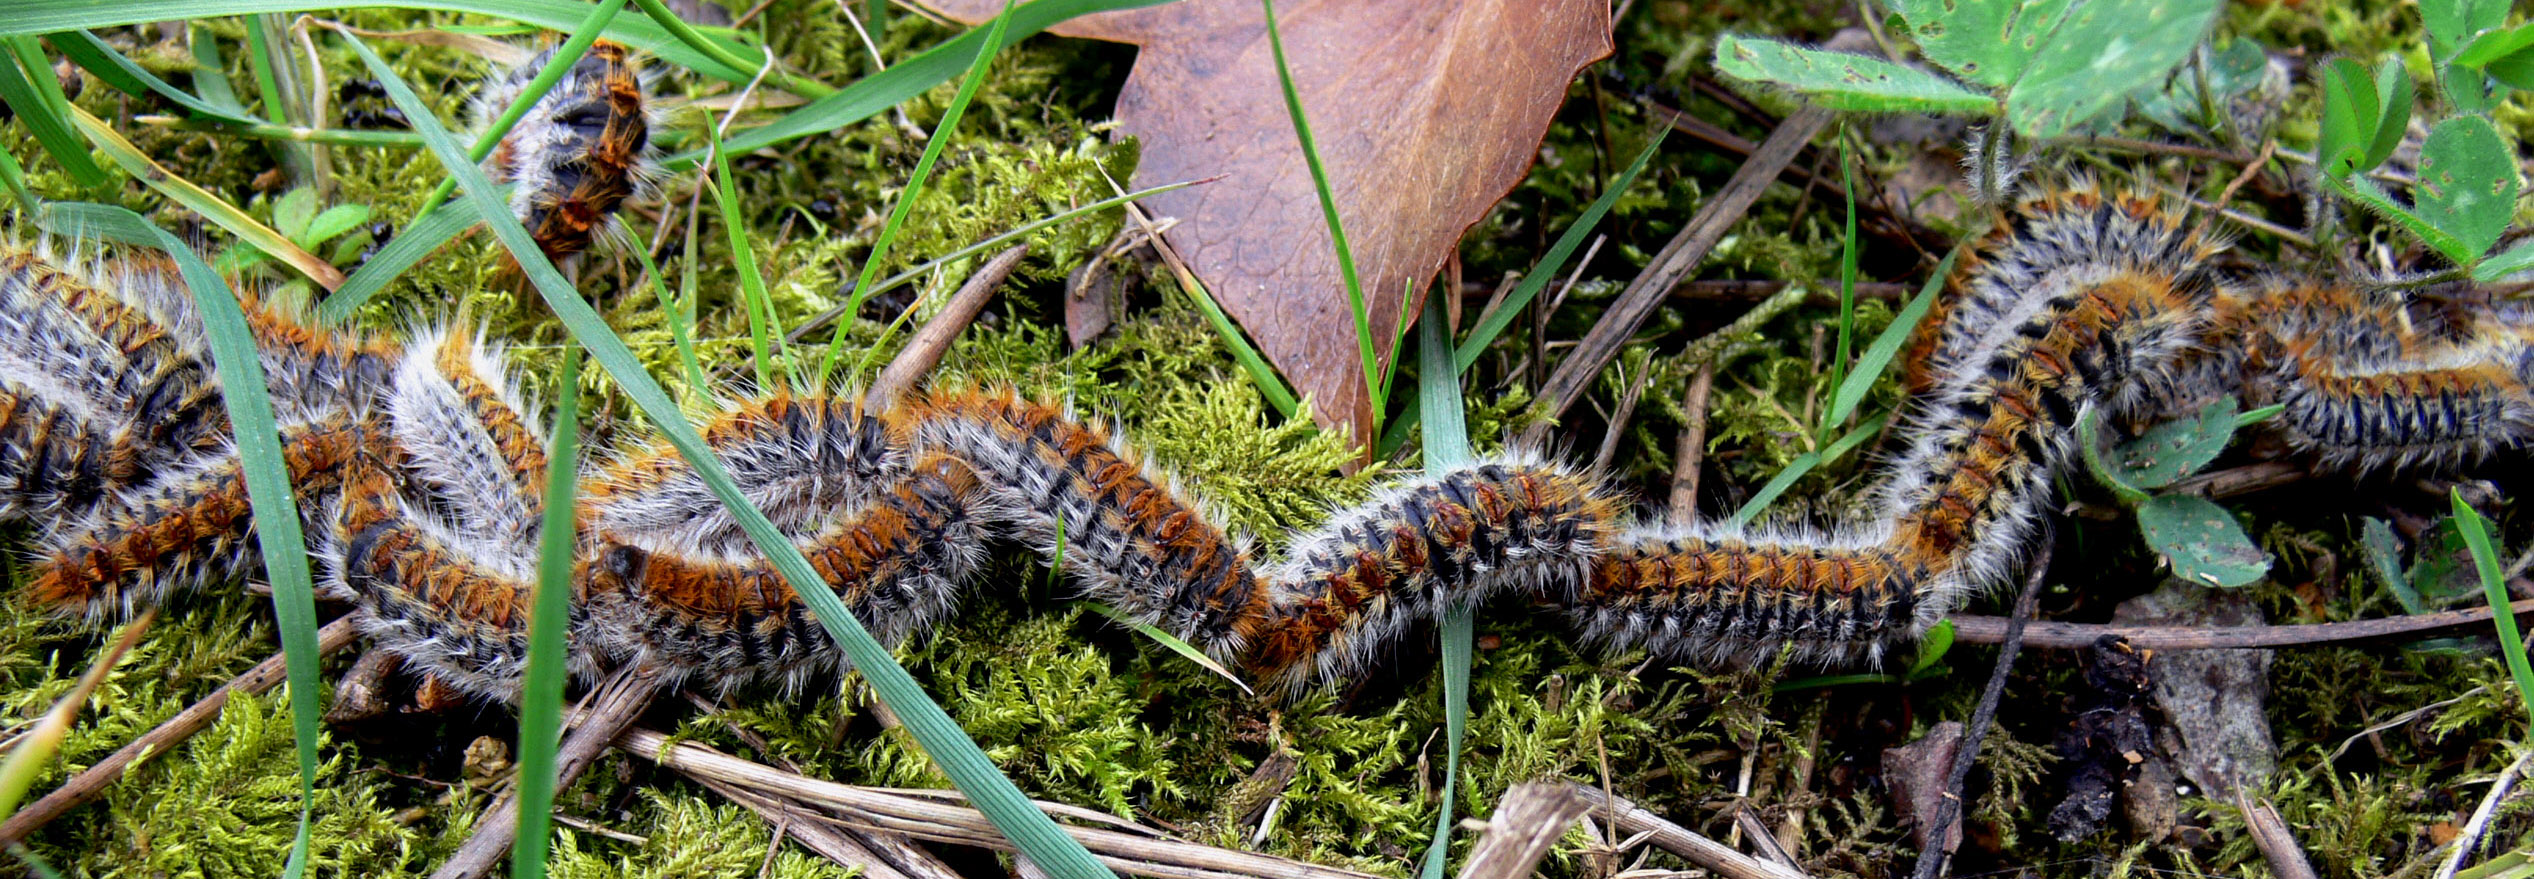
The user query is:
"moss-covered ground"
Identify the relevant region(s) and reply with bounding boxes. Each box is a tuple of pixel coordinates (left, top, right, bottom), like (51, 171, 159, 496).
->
(5, 0, 2533, 875)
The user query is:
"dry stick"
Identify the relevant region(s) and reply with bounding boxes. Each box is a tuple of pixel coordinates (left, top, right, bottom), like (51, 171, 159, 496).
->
(617, 728, 1382, 879)
(2188, 139, 2279, 246)
(1909, 543, 2052, 879)
(1524, 106, 1833, 446)
(1667, 279, 1908, 304)
(0, 614, 360, 846)
(863, 244, 1028, 410)
(2432, 747, 2533, 879)
(1454, 782, 1593, 879)
(1666, 362, 1717, 521)
(690, 772, 955, 879)
(1731, 807, 1798, 870)
(2236, 793, 2320, 879)
(1950, 597, 2534, 650)
(1558, 782, 1807, 879)
(431, 664, 665, 879)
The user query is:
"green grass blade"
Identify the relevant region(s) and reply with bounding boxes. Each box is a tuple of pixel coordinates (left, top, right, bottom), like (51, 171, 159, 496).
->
(1, 1, 766, 84)
(1455, 128, 1670, 372)
(709, 123, 783, 390)
(0, 146, 38, 214)
(627, 0, 830, 98)
(825, 177, 1204, 328)
(54, 28, 259, 127)
(1729, 416, 1886, 528)
(337, 30, 1122, 878)
(1080, 602, 1251, 695)
(822, 0, 1018, 387)
(68, 104, 346, 289)
(317, 197, 483, 322)
(625, 224, 711, 396)
(414, 0, 629, 219)
(678, 0, 1174, 168)
(2450, 490, 2534, 726)
(1413, 293, 1473, 879)
(187, 23, 246, 113)
(1177, 267, 1300, 418)
(512, 344, 583, 879)
(0, 38, 108, 189)
(1821, 244, 1960, 429)
(1256, 0, 1371, 418)
(40, 200, 326, 879)
(0, 615, 150, 821)
(1819, 132, 1859, 445)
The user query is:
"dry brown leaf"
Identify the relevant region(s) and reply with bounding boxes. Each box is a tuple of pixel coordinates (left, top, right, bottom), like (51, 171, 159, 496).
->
(919, 0, 1612, 442)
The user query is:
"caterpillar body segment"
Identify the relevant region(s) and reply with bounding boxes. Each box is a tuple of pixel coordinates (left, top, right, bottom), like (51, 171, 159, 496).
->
(585, 394, 904, 558)
(389, 328, 552, 547)
(906, 390, 1271, 658)
(586, 453, 990, 695)
(29, 422, 371, 621)
(1244, 457, 1621, 696)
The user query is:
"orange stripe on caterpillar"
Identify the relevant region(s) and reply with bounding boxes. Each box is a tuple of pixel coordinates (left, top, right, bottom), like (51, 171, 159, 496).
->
(27, 423, 370, 621)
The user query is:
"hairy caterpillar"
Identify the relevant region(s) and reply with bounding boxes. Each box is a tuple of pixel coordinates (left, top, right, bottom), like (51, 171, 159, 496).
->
(15, 185, 2534, 707)
(474, 39, 656, 269)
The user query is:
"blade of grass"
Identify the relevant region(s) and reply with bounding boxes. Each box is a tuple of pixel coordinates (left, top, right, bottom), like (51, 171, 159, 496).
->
(66, 104, 346, 289)
(411, 0, 628, 220)
(1818, 131, 1859, 445)
(708, 121, 783, 390)
(1414, 293, 1473, 879)
(51, 30, 271, 127)
(41, 200, 326, 879)
(1257, 0, 1372, 421)
(0, 37, 108, 189)
(624, 223, 711, 396)
(0, 146, 37, 214)
(512, 343, 583, 879)
(2451, 491, 2534, 725)
(627, 0, 829, 99)
(2, 1, 765, 85)
(245, 14, 317, 184)
(139, 112, 430, 146)
(0, 611, 154, 821)
(1820, 244, 1960, 429)
(1103, 173, 1299, 418)
(1079, 602, 1252, 695)
(1376, 129, 1672, 459)
(338, 29, 1121, 878)
(315, 197, 483, 322)
(1728, 415, 1886, 528)
(1454, 128, 1669, 372)
(187, 23, 247, 114)
(822, 0, 1017, 388)
(680, 0, 1173, 167)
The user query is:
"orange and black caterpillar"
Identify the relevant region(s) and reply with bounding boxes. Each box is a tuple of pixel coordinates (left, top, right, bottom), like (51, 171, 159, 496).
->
(13, 184, 2533, 705)
(473, 39, 656, 269)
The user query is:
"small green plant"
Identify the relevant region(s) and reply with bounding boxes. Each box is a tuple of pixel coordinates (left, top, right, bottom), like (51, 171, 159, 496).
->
(216, 187, 376, 299)
(2315, 0, 2534, 279)
(1712, 0, 2223, 151)
(2079, 398, 2279, 588)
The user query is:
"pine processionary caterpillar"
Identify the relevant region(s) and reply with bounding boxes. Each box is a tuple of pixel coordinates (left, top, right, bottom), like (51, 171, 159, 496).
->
(17, 183, 2534, 706)
(475, 39, 655, 269)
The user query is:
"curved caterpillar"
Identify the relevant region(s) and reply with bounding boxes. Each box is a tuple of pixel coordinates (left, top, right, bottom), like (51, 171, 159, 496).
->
(11, 186, 2532, 705)
(474, 39, 657, 269)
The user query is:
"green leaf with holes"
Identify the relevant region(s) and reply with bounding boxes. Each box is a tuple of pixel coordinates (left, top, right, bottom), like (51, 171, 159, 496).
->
(2110, 397, 2239, 489)
(1891, 0, 2073, 87)
(1713, 34, 1995, 115)
(2415, 115, 2519, 262)
(2137, 494, 2271, 588)
(2006, 0, 2220, 138)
